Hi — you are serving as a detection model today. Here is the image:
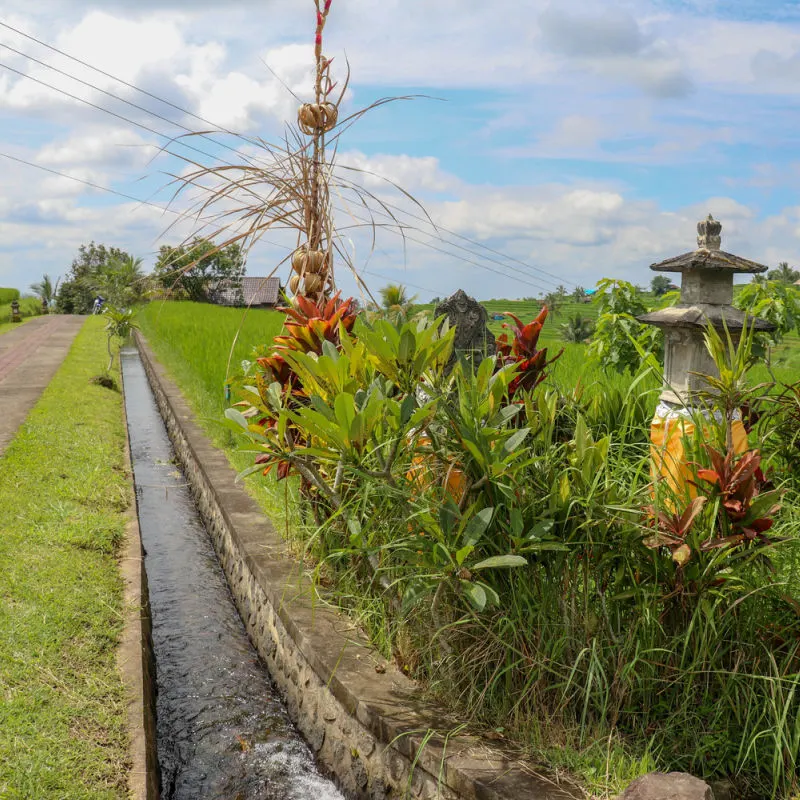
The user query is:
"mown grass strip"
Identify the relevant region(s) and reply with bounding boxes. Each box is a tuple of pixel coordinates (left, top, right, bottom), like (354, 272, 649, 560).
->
(0, 316, 129, 799)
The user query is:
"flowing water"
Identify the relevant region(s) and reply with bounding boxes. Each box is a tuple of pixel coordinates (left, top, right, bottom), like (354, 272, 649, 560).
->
(122, 348, 345, 800)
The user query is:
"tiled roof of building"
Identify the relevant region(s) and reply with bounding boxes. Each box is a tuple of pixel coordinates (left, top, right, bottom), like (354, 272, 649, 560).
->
(212, 277, 282, 306)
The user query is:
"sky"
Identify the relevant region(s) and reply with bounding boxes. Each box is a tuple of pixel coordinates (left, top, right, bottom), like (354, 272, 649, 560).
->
(1, 0, 800, 302)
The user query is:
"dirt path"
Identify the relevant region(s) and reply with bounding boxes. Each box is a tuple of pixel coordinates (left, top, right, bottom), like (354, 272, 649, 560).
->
(0, 315, 87, 456)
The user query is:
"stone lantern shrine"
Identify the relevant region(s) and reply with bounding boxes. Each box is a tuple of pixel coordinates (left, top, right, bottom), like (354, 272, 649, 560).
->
(637, 215, 774, 499)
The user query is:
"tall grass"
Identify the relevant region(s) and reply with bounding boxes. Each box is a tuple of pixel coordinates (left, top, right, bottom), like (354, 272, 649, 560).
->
(136, 301, 294, 524)
(137, 301, 286, 419)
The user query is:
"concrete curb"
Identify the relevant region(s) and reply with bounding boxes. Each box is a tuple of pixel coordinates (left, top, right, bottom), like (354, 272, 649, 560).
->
(135, 330, 579, 800)
(118, 354, 160, 800)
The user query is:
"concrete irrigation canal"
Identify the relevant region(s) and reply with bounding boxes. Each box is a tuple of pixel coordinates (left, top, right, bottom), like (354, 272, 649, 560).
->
(122, 347, 345, 800)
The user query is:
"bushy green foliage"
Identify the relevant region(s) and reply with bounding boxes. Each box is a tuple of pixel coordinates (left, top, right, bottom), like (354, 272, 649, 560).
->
(102, 305, 138, 370)
(560, 312, 594, 343)
(650, 275, 673, 296)
(0, 287, 20, 304)
(767, 261, 800, 284)
(141, 300, 800, 796)
(735, 279, 800, 345)
(587, 278, 663, 372)
(153, 238, 244, 302)
(56, 242, 142, 313)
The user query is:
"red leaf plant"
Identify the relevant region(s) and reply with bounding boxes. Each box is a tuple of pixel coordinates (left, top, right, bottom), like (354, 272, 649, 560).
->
(495, 306, 562, 398)
(257, 291, 357, 391)
(642, 496, 707, 567)
(240, 292, 357, 482)
(695, 445, 782, 551)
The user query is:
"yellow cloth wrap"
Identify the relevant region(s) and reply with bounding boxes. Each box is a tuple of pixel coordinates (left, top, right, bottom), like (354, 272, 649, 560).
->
(650, 415, 748, 501)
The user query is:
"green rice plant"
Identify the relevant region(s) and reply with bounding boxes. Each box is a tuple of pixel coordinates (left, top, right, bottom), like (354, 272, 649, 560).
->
(0, 287, 20, 304)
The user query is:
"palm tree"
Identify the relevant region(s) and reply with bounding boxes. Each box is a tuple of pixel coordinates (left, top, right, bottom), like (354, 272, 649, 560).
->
(379, 283, 416, 324)
(30, 274, 58, 307)
(767, 261, 800, 284)
(560, 313, 594, 344)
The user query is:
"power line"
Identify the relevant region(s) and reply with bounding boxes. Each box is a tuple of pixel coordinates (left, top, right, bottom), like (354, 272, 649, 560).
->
(0, 53, 549, 291)
(0, 35, 566, 293)
(0, 40, 258, 163)
(0, 21, 574, 291)
(334, 175, 574, 290)
(333, 208, 553, 294)
(0, 149, 178, 210)
(361, 269, 446, 297)
(0, 19, 249, 142)
(0, 149, 544, 300)
(0, 59, 244, 172)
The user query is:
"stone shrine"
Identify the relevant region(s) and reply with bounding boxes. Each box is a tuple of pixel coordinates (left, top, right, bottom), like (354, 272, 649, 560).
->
(435, 289, 495, 373)
(638, 215, 774, 407)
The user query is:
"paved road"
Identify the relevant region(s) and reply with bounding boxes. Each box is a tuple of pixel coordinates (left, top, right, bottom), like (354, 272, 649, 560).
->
(0, 315, 86, 456)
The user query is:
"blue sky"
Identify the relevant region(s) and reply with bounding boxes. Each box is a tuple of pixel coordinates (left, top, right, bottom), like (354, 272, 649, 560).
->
(1, 0, 800, 301)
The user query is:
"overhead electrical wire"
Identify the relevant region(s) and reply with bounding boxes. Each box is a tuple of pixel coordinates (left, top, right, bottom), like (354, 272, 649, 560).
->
(0, 20, 579, 291)
(0, 24, 576, 293)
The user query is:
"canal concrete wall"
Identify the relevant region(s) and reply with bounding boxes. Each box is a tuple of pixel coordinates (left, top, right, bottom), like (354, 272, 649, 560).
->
(134, 331, 577, 800)
(119, 360, 160, 800)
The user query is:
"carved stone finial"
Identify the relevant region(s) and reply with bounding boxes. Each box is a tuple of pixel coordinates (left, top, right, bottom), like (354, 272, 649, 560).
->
(697, 214, 722, 251)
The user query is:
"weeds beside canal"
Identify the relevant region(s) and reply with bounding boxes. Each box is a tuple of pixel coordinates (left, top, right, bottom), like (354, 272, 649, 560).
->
(0, 317, 129, 799)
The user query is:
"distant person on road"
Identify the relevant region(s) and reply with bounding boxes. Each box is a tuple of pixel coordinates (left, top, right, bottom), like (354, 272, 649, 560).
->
(92, 295, 105, 315)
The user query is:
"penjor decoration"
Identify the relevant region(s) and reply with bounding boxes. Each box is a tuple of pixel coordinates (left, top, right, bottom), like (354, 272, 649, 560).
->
(290, 0, 338, 305)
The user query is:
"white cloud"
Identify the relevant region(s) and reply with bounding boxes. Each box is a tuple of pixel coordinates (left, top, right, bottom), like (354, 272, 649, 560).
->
(537, 4, 693, 97)
(336, 151, 459, 195)
(37, 127, 156, 170)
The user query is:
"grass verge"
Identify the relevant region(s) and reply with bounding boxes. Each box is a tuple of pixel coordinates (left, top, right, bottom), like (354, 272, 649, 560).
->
(0, 316, 130, 799)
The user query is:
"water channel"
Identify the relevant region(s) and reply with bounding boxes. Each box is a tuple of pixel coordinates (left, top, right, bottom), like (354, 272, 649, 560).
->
(122, 348, 345, 800)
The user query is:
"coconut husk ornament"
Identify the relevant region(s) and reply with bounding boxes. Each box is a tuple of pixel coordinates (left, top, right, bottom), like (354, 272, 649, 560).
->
(291, 245, 328, 275)
(304, 273, 325, 294)
(288, 274, 301, 294)
(297, 102, 338, 135)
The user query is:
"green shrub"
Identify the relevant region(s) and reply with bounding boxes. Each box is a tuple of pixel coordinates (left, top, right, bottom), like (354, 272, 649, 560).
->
(0, 287, 20, 304)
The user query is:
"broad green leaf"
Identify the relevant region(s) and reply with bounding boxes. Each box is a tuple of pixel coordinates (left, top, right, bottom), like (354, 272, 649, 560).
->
(463, 581, 486, 611)
(504, 427, 530, 454)
(462, 507, 494, 546)
(472, 554, 528, 570)
(224, 407, 249, 430)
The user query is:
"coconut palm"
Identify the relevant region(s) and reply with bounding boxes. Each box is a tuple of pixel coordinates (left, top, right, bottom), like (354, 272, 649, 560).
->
(379, 283, 417, 324)
(767, 261, 800, 284)
(30, 274, 58, 307)
(560, 313, 594, 344)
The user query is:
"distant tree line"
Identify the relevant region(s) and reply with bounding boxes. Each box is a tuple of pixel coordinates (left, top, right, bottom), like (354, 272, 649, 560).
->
(49, 238, 245, 314)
